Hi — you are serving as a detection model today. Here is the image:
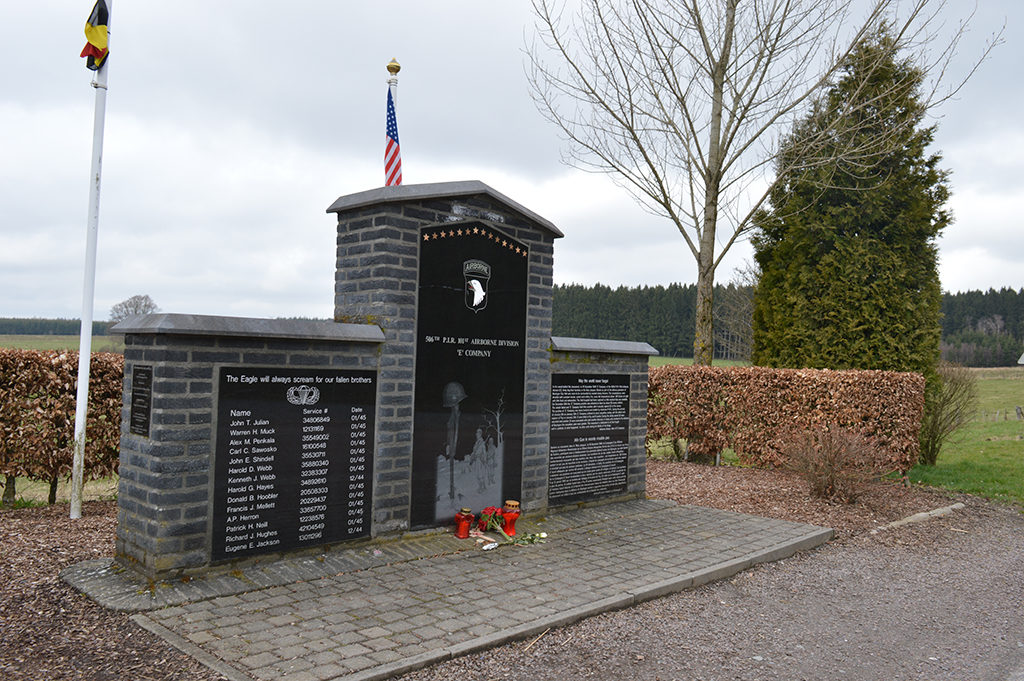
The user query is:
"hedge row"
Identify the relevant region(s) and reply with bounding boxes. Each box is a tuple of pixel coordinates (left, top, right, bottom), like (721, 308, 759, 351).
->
(647, 365, 925, 473)
(0, 348, 123, 501)
(0, 350, 927, 501)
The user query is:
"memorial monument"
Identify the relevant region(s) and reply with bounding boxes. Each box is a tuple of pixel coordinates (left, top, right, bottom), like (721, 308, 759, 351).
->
(111, 180, 656, 581)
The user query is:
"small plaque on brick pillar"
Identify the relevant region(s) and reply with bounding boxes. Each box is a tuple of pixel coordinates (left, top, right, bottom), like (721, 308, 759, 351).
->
(212, 366, 376, 561)
(128, 365, 153, 437)
(548, 373, 630, 505)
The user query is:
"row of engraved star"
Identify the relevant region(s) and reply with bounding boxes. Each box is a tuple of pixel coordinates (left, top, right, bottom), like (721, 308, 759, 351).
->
(421, 226, 528, 256)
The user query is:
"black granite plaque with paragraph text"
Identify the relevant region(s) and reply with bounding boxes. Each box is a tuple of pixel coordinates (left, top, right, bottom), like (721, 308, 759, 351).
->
(548, 373, 630, 505)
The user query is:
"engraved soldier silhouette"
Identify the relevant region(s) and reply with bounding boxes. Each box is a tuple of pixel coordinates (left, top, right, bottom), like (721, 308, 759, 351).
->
(471, 427, 487, 492)
(441, 381, 466, 501)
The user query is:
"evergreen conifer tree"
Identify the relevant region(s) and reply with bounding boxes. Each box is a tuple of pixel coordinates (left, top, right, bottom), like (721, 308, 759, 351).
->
(751, 28, 949, 378)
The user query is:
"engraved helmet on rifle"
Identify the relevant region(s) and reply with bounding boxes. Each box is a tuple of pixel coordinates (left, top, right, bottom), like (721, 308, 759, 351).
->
(442, 381, 467, 407)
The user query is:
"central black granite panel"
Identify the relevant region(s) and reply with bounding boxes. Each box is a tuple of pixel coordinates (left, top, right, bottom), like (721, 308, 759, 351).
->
(410, 221, 528, 527)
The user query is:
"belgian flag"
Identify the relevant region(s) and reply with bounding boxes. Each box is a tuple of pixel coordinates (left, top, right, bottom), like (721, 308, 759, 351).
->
(80, 0, 109, 70)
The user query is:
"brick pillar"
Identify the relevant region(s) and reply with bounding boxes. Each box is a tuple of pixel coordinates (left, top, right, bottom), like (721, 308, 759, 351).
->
(329, 181, 563, 524)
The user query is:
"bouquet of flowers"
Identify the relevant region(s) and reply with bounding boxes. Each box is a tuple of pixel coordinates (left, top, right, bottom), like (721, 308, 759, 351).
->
(478, 506, 507, 537)
(474, 505, 546, 547)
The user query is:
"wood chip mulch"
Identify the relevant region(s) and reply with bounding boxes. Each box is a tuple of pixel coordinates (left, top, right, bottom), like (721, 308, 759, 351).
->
(646, 459, 963, 539)
(0, 501, 225, 681)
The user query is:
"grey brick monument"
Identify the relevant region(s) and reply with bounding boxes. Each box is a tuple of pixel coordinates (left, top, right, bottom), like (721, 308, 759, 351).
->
(112, 181, 656, 581)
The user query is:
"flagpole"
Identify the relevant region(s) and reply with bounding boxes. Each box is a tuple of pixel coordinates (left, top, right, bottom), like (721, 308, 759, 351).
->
(384, 58, 402, 186)
(71, 2, 112, 520)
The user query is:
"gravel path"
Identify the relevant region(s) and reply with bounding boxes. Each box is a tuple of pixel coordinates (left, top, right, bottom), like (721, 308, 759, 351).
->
(2, 463, 1022, 681)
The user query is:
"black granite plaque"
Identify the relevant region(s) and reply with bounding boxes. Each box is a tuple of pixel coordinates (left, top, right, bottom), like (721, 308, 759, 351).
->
(212, 366, 375, 562)
(548, 373, 630, 505)
(410, 221, 528, 527)
(128, 365, 153, 437)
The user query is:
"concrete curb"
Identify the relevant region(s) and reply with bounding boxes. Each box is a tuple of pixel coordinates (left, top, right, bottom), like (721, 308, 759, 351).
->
(132, 613, 253, 681)
(869, 502, 967, 534)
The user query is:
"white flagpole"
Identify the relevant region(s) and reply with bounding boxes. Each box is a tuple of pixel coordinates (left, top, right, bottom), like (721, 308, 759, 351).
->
(385, 58, 401, 187)
(71, 2, 112, 520)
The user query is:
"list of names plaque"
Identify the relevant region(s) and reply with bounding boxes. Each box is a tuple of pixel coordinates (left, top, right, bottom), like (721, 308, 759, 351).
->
(548, 373, 630, 505)
(212, 366, 376, 562)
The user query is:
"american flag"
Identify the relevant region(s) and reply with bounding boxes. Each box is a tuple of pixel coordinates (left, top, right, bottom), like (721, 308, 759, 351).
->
(384, 88, 402, 186)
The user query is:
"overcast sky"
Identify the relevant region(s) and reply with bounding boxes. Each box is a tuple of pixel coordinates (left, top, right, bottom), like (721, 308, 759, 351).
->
(3, 1, 1019, 321)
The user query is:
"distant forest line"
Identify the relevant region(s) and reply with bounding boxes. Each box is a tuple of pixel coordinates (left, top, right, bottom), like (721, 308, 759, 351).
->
(0, 318, 112, 336)
(2, 285, 1022, 366)
(550, 284, 1024, 367)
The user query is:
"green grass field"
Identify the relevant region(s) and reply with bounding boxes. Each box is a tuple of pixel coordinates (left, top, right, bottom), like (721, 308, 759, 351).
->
(0, 334, 124, 353)
(909, 367, 1024, 505)
(649, 356, 749, 367)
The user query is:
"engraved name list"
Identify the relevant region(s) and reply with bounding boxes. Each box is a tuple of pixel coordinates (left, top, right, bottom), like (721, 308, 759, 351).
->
(212, 367, 376, 561)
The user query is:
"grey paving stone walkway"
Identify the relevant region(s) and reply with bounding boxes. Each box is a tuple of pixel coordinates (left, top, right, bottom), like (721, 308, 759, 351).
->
(65, 500, 832, 681)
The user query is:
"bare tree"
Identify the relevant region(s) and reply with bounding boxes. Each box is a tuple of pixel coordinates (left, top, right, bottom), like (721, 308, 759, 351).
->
(919, 362, 977, 466)
(975, 314, 1006, 336)
(713, 262, 757, 361)
(109, 294, 159, 323)
(527, 0, 998, 365)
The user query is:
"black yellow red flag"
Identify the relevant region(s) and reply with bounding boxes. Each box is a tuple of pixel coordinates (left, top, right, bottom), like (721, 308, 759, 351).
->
(80, 1, 109, 70)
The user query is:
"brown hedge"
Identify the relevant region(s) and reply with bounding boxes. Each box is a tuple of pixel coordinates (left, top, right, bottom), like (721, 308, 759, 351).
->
(647, 365, 925, 473)
(0, 349, 123, 490)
